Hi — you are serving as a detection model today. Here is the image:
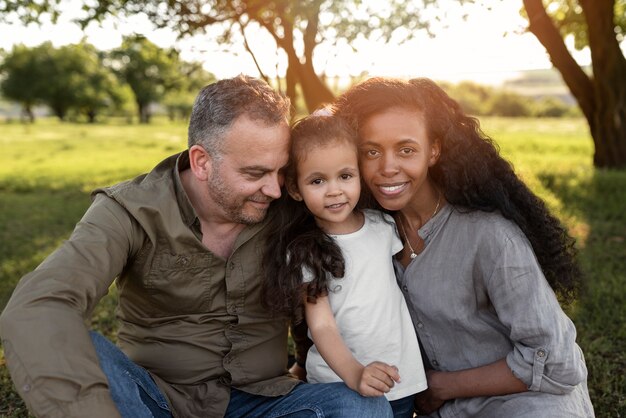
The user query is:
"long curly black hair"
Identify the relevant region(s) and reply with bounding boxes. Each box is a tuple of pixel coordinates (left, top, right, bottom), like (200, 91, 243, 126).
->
(335, 77, 581, 302)
(261, 114, 357, 320)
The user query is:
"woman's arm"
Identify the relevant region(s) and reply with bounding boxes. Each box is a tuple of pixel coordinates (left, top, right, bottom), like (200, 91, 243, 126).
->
(415, 359, 527, 414)
(305, 295, 400, 396)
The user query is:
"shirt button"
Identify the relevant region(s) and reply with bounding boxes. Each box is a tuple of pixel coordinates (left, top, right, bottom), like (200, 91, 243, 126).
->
(22, 384, 31, 392)
(402, 285, 408, 292)
(537, 349, 546, 358)
(416, 322, 424, 329)
(229, 263, 235, 271)
(431, 360, 439, 367)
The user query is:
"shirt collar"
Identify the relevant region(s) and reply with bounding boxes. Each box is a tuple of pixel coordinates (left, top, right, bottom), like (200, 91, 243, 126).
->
(173, 150, 199, 229)
(418, 202, 454, 245)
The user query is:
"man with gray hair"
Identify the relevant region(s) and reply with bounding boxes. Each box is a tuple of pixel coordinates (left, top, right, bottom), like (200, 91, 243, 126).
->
(0, 76, 393, 418)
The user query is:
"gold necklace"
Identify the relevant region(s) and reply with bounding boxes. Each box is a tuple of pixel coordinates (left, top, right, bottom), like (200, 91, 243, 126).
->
(398, 217, 418, 259)
(398, 190, 442, 259)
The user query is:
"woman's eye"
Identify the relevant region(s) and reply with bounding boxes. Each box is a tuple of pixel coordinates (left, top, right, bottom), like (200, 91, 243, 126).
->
(365, 149, 379, 157)
(400, 148, 414, 155)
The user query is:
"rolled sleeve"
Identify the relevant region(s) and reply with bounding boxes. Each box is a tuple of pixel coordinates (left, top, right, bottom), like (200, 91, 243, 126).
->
(486, 232, 587, 395)
(0, 194, 141, 417)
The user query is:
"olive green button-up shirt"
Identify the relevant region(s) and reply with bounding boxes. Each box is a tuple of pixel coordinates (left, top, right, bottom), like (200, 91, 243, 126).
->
(0, 151, 298, 418)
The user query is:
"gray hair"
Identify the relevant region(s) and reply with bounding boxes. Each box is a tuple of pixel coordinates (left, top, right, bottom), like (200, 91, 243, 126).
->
(188, 75, 291, 156)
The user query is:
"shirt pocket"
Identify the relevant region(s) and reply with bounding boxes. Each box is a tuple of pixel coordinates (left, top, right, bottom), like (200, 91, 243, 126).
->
(145, 251, 214, 315)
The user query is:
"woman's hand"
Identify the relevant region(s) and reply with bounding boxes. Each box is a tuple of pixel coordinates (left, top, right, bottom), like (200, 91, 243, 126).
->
(355, 361, 401, 397)
(414, 370, 446, 415)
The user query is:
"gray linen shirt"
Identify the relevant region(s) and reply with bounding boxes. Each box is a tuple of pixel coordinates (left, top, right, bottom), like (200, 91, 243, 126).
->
(394, 204, 595, 418)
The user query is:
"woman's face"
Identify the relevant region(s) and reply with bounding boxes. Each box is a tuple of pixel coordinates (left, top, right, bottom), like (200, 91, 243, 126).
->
(358, 107, 440, 212)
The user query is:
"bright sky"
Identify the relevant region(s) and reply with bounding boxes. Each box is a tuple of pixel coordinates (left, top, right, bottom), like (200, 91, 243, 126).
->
(0, 0, 593, 86)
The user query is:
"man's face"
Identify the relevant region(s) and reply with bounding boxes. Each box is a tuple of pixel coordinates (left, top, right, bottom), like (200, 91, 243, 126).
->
(206, 114, 290, 225)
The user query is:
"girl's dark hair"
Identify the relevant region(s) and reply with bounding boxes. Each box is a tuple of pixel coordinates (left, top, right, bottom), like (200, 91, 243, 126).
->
(261, 113, 357, 320)
(335, 77, 581, 302)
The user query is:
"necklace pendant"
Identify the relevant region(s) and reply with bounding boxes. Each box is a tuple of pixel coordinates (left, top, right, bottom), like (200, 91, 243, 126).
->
(410, 252, 417, 259)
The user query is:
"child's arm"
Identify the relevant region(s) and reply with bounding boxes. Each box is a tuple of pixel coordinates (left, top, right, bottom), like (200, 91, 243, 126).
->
(305, 295, 401, 397)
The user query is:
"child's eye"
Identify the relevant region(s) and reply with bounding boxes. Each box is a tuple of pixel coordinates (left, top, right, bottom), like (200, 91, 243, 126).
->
(311, 178, 324, 185)
(340, 173, 353, 180)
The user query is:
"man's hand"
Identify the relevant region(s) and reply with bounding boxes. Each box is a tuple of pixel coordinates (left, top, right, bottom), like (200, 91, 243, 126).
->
(355, 361, 401, 397)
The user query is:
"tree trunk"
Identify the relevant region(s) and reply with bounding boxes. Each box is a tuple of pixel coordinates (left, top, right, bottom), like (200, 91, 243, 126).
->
(298, 59, 335, 112)
(21, 104, 35, 123)
(52, 106, 66, 121)
(580, 0, 626, 167)
(138, 101, 151, 124)
(285, 64, 298, 117)
(523, 0, 626, 168)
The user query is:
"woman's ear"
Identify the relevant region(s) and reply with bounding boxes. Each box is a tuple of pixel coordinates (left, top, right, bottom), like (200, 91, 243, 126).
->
(188, 145, 212, 181)
(429, 140, 441, 166)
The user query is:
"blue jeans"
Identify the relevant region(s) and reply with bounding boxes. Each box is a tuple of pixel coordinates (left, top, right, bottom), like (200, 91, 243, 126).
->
(389, 394, 416, 418)
(225, 383, 393, 417)
(90, 332, 393, 418)
(90, 332, 172, 418)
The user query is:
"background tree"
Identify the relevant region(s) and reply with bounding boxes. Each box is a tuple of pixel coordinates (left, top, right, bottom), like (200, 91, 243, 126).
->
(0, 43, 52, 122)
(108, 35, 181, 123)
(0, 42, 124, 122)
(74, 43, 129, 123)
(2, 0, 625, 165)
(46, 0, 436, 112)
(42, 43, 124, 121)
(163, 61, 216, 121)
(521, 0, 626, 167)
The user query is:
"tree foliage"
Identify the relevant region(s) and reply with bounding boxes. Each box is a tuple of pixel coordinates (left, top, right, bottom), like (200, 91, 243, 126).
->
(108, 35, 183, 123)
(163, 61, 216, 121)
(0, 0, 441, 112)
(0, 42, 125, 122)
(0, 43, 52, 122)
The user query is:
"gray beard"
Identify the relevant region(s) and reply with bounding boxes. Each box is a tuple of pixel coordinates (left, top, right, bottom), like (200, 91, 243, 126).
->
(207, 167, 269, 225)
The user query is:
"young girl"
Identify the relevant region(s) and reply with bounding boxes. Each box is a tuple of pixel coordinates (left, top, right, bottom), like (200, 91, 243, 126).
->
(262, 111, 427, 417)
(334, 77, 595, 417)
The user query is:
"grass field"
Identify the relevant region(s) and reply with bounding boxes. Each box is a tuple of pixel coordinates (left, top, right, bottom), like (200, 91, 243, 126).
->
(0, 117, 625, 417)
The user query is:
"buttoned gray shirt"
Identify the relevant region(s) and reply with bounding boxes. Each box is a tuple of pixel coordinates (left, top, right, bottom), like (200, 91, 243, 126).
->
(395, 204, 594, 418)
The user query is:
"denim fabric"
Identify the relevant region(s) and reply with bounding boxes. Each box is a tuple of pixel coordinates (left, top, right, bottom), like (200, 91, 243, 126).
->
(89, 332, 172, 418)
(225, 382, 393, 418)
(389, 395, 415, 418)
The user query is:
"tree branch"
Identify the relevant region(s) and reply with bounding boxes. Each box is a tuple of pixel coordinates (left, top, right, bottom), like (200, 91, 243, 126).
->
(238, 19, 270, 83)
(522, 0, 596, 119)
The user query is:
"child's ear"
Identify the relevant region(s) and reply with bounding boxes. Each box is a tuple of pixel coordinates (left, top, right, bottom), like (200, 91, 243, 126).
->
(286, 181, 303, 201)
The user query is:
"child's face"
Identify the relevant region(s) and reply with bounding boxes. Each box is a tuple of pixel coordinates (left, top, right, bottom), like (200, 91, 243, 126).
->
(358, 107, 440, 212)
(290, 141, 362, 234)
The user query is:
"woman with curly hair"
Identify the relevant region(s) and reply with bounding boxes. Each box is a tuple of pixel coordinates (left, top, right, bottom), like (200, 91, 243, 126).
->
(332, 77, 595, 417)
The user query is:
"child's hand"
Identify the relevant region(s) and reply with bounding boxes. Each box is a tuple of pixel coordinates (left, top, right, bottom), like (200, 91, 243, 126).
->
(356, 361, 401, 397)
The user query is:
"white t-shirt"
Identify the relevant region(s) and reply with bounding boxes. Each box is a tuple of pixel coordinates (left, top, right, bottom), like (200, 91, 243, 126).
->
(304, 209, 427, 400)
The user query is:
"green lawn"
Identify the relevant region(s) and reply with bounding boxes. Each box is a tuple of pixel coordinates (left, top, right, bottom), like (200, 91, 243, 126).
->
(0, 117, 624, 416)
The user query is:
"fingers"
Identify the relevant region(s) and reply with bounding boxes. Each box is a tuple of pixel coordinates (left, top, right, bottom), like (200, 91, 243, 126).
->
(357, 362, 401, 397)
